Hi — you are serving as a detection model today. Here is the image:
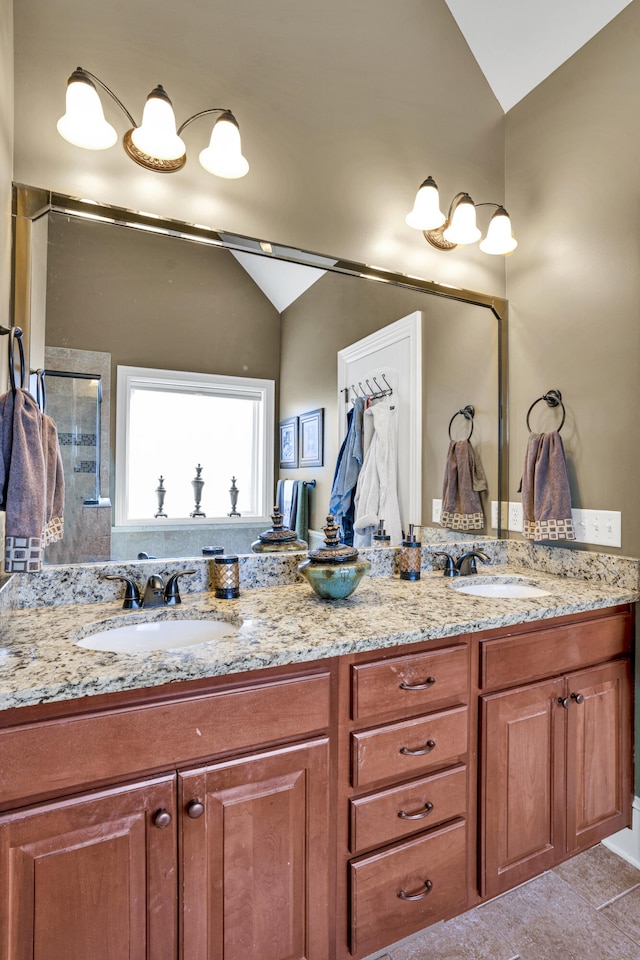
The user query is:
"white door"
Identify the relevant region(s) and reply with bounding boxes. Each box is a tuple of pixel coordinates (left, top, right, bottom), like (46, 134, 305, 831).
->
(337, 311, 422, 531)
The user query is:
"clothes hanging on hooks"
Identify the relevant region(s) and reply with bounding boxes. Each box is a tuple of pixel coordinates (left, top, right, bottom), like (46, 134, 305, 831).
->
(353, 396, 402, 547)
(329, 396, 365, 545)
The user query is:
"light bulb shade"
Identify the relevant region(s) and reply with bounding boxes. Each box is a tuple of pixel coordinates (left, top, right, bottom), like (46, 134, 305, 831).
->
(130, 86, 186, 161)
(479, 206, 518, 255)
(405, 176, 446, 230)
(199, 111, 249, 179)
(57, 68, 118, 150)
(443, 195, 481, 245)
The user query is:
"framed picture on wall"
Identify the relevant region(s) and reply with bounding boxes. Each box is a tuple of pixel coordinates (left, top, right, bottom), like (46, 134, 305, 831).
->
(299, 408, 324, 468)
(279, 416, 299, 469)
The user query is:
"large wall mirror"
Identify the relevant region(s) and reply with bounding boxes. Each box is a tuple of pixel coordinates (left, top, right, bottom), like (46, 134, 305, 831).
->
(12, 184, 508, 565)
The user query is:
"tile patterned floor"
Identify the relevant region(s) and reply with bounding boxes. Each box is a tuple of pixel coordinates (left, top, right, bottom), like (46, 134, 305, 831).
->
(372, 845, 640, 960)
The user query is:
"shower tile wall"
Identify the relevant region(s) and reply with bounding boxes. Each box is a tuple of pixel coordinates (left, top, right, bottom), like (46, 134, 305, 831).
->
(43, 347, 111, 563)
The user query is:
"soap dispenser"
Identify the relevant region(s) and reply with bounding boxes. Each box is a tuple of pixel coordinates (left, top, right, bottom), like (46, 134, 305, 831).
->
(399, 524, 422, 581)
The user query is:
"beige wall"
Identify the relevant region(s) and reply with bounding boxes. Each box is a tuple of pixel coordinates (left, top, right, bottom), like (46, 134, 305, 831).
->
(13, 0, 506, 298)
(280, 272, 498, 532)
(0, 0, 12, 391)
(505, 1, 640, 557)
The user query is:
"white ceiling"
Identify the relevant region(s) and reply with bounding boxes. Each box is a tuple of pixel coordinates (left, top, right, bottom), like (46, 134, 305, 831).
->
(443, 0, 634, 112)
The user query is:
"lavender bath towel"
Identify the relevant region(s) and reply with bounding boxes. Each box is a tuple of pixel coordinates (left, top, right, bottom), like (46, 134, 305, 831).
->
(440, 440, 487, 531)
(0, 388, 65, 572)
(520, 430, 575, 541)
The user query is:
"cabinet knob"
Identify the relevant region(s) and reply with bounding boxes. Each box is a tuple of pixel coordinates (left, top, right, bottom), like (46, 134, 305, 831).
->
(570, 692, 585, 705)
(398, 879, 433, 901)
(557, 697, 569, 709)
(186, 799, 205, 819)
(398, 801, 434, 821)
(400, 739, 436, 757)
(399, 676, 436, 691)
(153, 808, 172, 829)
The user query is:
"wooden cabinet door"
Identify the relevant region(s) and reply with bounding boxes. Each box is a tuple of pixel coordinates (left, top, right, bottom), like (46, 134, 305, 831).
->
(0, 774, 177, 960)
(480, 677, 566, 898)
(565, 659, 632, 853)
(180, 738, 330, 960)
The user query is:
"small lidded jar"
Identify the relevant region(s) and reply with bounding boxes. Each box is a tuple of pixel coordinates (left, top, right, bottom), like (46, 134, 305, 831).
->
(251, 507, 308, 553)
(399, 524, 422, 581)
(298, 515, 370, 599)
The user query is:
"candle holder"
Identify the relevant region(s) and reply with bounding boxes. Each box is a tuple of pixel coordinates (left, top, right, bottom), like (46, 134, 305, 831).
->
(190, 464, 206, 518)
(228, 476, 241, 517)
(154, 476, 167, 518)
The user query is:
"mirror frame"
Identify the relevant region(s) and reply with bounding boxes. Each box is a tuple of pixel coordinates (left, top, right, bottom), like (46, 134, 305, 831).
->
(11, 181, 509, 541)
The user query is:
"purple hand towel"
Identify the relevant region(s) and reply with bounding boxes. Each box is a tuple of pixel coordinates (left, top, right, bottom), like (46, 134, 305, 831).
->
(520, 430, 575, 541)
(0, 388, 65, 572)
(440, 439, 487, 531)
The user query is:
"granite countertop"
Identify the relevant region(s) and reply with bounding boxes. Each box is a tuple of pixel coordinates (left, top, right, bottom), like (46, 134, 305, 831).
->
(0, 562, 637, 711)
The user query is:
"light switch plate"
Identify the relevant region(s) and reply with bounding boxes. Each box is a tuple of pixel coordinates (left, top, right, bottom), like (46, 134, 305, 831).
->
(572, 508, 621, 547)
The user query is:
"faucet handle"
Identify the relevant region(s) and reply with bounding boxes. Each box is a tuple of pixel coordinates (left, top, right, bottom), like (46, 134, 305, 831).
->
(164, 570, 197, 606)
(105, 575, 142, 609)
(432, 552, 459, 578)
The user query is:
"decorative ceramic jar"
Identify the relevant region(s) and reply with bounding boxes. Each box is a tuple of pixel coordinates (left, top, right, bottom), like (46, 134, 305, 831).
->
(251, 507, 308, 553)
(298, 515, 371, 600)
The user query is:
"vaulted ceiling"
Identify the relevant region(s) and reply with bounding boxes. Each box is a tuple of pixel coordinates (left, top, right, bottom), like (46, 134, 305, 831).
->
(443, 0, 633, 111)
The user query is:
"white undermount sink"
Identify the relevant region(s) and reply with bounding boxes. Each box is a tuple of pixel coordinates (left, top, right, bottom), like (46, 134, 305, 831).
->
(76, 618, 240, 653)
(450, 577, 551, 599)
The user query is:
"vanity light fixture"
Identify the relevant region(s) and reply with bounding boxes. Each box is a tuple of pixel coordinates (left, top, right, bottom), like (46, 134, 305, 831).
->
(405, 176, 517, 255)
(57, 67, 249, 178)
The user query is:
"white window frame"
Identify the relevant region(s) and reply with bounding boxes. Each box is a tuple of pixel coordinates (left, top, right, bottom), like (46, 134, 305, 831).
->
(115, 365, 274, 527)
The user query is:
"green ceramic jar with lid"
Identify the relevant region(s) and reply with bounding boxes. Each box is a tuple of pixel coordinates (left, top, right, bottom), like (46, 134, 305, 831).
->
(298, 515, 371, 599)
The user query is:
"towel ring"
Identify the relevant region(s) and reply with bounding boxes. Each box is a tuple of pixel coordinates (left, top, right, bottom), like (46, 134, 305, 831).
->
(8, 327, 25, 395)
(526, 389, 566, 433)
(448, 404, 475, 441)
(34, 369, 46, 413)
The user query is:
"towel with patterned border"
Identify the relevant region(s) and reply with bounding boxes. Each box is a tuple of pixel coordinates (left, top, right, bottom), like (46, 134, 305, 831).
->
(0, 388, 65, 572)
(440, 439, 487, 531)
(519, 430, 575, 541)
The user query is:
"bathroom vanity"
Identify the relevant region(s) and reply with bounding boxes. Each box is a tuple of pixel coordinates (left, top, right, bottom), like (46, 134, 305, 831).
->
(0, 565, 635, 960)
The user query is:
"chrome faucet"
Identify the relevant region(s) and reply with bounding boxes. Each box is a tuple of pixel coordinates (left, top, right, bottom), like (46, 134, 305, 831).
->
(454, 550, 490, 576)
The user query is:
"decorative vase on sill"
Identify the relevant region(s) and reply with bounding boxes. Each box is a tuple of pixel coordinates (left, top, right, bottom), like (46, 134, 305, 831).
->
(298, 514, 370, 599)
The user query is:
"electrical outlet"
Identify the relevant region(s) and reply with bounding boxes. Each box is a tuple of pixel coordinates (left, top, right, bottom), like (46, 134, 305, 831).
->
(508, 501, 523, 533)
(572, 509, 621, 547)
(432, 499, 442, 523)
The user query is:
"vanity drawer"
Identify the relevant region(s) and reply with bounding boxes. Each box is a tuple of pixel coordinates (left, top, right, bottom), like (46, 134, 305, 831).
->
(349, 817, 467, 956)
(351, 644, 468, 720)
(351, 705, 468, 787)
(480, 611, 632, 691)
(0, 672, 331, 808)
(350, 764, 467, 853)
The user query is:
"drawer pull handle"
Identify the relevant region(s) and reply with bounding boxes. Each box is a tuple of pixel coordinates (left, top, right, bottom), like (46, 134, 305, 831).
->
(571, 692, 584, 705)
(186, 799, 205, 819)
(153, 808, 172, 829)
(400, 739, 436, 757)
(398, 880, 433, 901)
(399, 677, 436, 691)
(558, 697, 569, 709)
(398, 801, 434, 820)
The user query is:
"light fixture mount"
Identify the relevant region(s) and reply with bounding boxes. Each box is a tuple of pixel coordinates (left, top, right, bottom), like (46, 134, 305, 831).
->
(123, 128, 186, 172)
